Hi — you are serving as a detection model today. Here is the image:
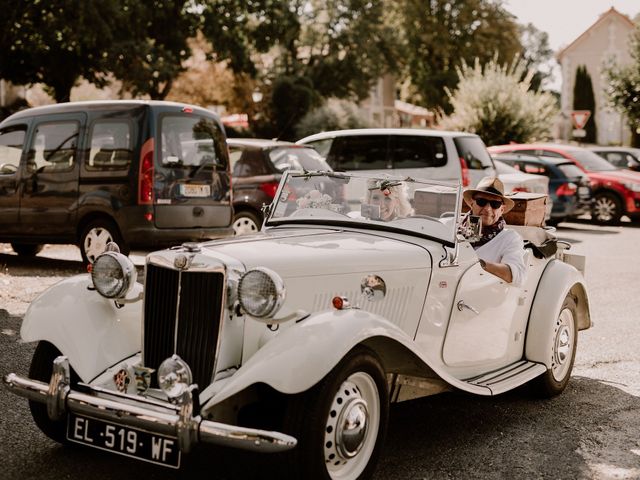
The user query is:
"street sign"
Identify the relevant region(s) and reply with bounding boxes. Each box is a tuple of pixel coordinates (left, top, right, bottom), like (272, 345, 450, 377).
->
(572, 128, 586, 138)
(571, 110, 591, 130)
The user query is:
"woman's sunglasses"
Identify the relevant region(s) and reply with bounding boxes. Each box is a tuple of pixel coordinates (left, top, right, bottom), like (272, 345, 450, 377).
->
(474, 197, 503, 209)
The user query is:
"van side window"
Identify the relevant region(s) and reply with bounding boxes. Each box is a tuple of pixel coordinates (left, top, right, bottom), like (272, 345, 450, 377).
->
(160, 116, 228, 170)
(27, 122, 78, 173)
(0, 126, 26, 175)
(453, 136, 493, 170)
(391, 136, 446, 168)
(329, 136, 388, 170)
(87, 121, 133, 171)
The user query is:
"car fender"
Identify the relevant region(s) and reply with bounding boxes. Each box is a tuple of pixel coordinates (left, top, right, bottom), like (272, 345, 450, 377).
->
(205, 308, 492, 412)
(20, 274, 142, 382)
(525, 259, 591, 368)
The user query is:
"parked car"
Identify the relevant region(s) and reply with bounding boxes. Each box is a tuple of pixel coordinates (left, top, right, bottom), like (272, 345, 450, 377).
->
(493, 153, 593, 224)
(4, 170, 591, 479)
(228, 138, 332, 235)
(0, 101, 233, 263)
(296, 128, 498, 188)
(488, 143, 640, 224)
(493, 159, 551, 220)
(589, 146, 640, 172)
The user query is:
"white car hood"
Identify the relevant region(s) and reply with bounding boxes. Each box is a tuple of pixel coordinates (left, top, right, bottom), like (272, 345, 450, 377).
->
(204, 227, 432, 275)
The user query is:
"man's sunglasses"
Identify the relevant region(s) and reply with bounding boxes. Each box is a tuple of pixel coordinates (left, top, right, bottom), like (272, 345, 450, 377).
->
(474, 197, 503, 209)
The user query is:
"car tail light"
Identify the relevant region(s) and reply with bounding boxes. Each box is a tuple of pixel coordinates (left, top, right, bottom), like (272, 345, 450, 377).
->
(138, 138, 154, 205)
(459, 157, 470, 187)
(260, 181, 280, 199)
(556, 182, 577, 196)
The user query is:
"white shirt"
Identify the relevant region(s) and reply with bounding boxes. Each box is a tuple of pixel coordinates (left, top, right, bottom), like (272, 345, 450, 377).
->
(474, 228, 527, 286)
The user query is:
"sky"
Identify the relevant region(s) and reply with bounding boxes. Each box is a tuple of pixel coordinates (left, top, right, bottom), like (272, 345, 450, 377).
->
(504, 0, 640, 89)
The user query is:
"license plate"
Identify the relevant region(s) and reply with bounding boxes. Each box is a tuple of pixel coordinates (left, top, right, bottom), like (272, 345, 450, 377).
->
(180, 184, 210, 197)
(67, 413, 181, 468)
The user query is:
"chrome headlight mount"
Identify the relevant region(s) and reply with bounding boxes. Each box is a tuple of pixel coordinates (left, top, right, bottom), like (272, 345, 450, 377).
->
(237, 267, 286, 321)
(91, 251, 137, 299)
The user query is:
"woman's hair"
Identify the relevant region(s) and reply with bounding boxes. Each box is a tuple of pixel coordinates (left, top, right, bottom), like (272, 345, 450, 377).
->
(366, 179, 414, 218)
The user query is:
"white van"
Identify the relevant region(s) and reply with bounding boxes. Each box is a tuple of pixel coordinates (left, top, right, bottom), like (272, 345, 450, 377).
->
(296, 128, 497, 187)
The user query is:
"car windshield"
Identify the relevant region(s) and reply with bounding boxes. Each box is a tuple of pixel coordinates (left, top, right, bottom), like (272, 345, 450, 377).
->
(570, 150, 618, 172)
(265, 171, 460, 245)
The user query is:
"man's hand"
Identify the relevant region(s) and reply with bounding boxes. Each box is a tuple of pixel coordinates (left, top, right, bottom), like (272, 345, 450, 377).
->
(479, 259, 513, 283)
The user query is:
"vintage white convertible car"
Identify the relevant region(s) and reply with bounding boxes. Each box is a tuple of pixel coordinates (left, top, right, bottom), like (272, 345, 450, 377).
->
(4, 171, 591, 479)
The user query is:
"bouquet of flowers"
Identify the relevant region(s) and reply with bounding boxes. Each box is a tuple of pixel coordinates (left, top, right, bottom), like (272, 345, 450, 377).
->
(296, 189, 333, 209)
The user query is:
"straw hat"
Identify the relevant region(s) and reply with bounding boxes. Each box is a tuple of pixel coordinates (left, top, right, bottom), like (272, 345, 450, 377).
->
(463, 177, 515, 213)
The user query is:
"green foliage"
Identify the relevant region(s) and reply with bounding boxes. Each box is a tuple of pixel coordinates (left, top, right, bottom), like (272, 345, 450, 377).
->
(442, 57, 558, 145)
(518, 23, 553, 92)
(395, 0, 523, 112)
(294, 100, 371, 139)
(573, 65, 597, 143)
(605, 25, 640, 146)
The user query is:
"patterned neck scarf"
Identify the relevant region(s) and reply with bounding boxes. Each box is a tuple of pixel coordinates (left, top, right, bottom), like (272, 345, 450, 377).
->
(471, 217, 505, 249)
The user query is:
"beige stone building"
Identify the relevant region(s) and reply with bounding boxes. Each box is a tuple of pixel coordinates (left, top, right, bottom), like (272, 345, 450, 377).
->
(557, 7, 636, 145)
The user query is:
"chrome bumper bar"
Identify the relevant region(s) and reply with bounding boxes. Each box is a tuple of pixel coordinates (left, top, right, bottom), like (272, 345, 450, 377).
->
(3, 356, 296, 454)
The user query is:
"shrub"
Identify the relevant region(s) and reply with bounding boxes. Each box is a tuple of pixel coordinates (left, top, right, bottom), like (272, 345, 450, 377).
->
(441, 57, 558, 145)
(295, 99, 371, 139)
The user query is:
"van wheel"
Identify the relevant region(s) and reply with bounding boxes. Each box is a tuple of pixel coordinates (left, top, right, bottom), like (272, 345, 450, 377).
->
(80, 219, 129, 264)
(29, 341, 80, 444)
(10, 243, 43, 256)
(232, 210, 261, 235)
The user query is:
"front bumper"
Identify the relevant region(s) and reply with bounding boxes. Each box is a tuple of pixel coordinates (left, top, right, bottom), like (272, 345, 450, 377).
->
(3, 356, 296, 454)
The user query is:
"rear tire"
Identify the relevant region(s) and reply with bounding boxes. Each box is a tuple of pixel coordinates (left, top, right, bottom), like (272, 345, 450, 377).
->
(232, 210, 261, 235)
(10, 243, 43, 256)
(530, 296, 578, 398)
(28, 341, 79, 444)
(79, 218, 128, 264)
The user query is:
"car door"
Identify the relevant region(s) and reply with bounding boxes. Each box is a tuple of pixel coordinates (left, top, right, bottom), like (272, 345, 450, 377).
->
(442, 262, 529, 373)
(0, 123, 28, 233)
(19, 113, 83, 236)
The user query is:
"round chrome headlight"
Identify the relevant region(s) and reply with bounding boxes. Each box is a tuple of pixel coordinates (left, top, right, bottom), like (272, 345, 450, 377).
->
(238, 267, 286, 318)
(91, 251, 137, 299)
(157, 355, 193, 399)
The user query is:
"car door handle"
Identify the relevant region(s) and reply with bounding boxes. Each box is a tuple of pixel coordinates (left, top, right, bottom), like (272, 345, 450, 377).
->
(457, 300, 479, 315)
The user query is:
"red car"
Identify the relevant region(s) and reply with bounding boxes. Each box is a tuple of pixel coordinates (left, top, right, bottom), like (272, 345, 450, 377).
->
(488, 143, 640, 224)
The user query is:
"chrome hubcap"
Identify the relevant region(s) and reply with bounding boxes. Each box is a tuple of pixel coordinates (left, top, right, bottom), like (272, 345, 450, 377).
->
(84, 227, 113, 263)
(594, 197, 616, 222)
(233, 216, 259, 235)
(552, 309, 575, 382)
(324, 372, 380, 479)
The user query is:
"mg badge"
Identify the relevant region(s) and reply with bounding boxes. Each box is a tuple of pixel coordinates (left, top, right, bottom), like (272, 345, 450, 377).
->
(113, 368, 130, 393)
(174, 254, 189, 269)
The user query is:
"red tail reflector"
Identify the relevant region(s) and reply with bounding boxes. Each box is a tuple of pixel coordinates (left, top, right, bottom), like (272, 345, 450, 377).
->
(556, 182, 577, 196)
(138, 138, 154, 205)
(144, 212, 153, 222)
(260, 181, 280, 199)
(332, 296, 350, 310)
(182, 107, 193, 113)
(459, 157, 470, 187)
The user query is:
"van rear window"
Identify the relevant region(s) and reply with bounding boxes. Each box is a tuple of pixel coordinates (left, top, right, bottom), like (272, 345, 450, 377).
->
(453, 136, 493, 170)
(160, 116, 227, 171)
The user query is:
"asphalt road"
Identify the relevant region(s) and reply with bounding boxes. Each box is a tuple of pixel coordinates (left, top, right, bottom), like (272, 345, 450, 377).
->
(1, 220, 639, 479)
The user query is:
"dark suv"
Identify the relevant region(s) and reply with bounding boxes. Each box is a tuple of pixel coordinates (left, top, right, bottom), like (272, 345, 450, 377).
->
(0, 101, 232, 262)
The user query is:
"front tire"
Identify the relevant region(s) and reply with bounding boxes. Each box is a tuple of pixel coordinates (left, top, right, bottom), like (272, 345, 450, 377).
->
(282, 348, 388, 480)
(28, 341, 79, 443)
(531, 296, 578, 397)
(592, 192, 622, 224)
(79, 218, 128, 264)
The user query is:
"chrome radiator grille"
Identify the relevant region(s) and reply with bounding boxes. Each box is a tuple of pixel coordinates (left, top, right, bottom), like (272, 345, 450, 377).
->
(143, 263, 225, 389)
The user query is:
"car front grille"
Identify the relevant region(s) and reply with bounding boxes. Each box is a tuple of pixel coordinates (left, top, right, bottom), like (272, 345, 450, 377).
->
(143, 263, 225, 389)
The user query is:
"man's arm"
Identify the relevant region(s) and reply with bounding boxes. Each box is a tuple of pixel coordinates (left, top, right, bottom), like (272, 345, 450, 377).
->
(479, 258, 513, 283)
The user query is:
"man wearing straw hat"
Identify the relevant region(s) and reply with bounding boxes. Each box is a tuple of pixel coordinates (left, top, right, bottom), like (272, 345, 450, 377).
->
(463, 177, 527, 286)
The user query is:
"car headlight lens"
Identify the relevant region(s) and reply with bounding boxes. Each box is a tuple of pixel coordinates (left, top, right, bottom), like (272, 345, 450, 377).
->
(158, 355, 193, 399)
(238, 267, 286, 318)
(91, 252, 137, 299)
(622, 182, 640, 193)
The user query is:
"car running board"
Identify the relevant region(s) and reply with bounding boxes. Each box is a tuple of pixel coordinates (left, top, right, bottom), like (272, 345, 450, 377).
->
(462, 360, 546, 395)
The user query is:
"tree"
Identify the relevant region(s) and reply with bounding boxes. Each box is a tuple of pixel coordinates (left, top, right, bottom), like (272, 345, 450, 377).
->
(0, 0, 123, 102)
(441, 57, 558, 146)
(518, 23, 554, 92)
(605, 26, 640, 147)
(573, 65, 597, 143)
(394, 0, 523, 112)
